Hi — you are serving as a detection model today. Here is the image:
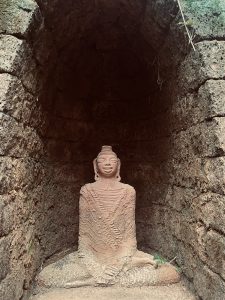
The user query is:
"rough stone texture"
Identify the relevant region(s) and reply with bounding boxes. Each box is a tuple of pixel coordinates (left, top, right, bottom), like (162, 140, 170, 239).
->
(178, 41, 225, 92)
(0, 0, 225, 300)
(193, 264, 225, 300)
(0, 236, 11, 281)
(182, 0, 225, 41)
(0, 74, 32, 121)
(0, 0, 39, 38)
(30, 284, 196, 300)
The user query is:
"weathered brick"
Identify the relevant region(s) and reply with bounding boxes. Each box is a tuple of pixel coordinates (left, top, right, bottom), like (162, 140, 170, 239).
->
(178, 41, 225, 92)
(191, 192, 225, 235)
(0, 0, 39, 38)
(205, 230, 225, 280)
(193, 264, 225, 300)
(0, 236, 11, 280)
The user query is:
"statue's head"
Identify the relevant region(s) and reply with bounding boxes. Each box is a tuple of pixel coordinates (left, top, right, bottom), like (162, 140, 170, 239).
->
(93, 146, 121, 181)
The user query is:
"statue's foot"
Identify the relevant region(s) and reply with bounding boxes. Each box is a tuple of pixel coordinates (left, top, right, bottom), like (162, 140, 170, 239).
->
(130, 256, 157, 268)
(130, 251, 158, 269)
(156, 263, 180, 285)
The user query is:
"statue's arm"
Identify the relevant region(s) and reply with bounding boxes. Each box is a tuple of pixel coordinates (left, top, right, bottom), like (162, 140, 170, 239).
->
(119, 186, 137, 258)
(78, 185, 89, 252)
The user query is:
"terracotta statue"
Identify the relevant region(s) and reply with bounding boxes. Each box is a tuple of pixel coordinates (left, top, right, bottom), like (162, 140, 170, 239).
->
(36, 146, 180, 288)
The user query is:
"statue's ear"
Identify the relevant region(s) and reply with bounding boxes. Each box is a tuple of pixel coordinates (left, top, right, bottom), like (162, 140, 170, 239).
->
(93, 158, 99, 181)
(116, 158, 121, 182)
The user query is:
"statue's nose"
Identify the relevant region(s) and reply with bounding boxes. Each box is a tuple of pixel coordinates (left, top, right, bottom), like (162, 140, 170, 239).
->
(105, 160, 111, 165)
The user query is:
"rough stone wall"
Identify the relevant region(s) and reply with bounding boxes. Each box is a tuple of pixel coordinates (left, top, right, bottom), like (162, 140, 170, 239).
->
(171, 41, 225, 300)
(0, 1, 225, 300)
(136, 2, 225, 300)
(0, 0, 84, 298)
(0, 1, 45, 299)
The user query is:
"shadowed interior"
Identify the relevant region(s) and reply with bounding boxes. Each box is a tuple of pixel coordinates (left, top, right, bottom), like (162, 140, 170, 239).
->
(35, 0, 179, 256)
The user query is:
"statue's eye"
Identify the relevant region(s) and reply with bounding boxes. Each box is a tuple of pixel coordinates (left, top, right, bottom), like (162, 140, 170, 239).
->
(110, 159, 117, 163)
(97, 159, 105, 163)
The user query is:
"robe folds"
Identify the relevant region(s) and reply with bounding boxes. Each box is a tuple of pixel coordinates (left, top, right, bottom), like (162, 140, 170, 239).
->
(78, 182, 137, 283)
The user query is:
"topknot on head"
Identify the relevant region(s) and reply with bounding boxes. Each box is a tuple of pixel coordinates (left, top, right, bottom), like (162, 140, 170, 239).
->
(97, 145, 117, 158)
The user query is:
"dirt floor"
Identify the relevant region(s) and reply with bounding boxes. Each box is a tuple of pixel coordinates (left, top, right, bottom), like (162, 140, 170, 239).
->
(30, 282, 196, 300)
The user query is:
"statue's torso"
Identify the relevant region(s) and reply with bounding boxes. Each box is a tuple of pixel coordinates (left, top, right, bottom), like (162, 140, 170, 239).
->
(78, 182, 137, 263)
(89, 182, 130, 215)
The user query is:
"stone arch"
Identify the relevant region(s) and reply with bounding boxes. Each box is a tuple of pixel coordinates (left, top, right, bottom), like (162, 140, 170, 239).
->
(0, 1, 225, 299)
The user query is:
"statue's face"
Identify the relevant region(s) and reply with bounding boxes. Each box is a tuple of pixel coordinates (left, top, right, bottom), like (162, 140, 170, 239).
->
(96, 154, 118, 178)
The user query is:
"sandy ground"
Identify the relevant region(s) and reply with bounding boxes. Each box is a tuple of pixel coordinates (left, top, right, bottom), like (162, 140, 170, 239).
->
(30, 282, 196, 300)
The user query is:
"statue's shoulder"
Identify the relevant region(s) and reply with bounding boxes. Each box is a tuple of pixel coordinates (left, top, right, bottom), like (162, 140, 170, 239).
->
(120, 182, 135, 194)
(80, 183, 92, 195)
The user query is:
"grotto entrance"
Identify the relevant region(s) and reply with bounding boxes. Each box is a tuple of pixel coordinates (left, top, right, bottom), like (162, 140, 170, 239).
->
(33, 2, 183, 287)
(37, 0, 179, 260)
(1, 0, 225, 299)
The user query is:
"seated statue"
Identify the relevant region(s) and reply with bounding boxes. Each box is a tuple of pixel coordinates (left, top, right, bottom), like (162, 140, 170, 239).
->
(36, 146, 180, 288)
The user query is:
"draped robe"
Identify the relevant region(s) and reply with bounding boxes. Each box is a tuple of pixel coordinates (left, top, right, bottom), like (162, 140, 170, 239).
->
(78, 182, 138, 284)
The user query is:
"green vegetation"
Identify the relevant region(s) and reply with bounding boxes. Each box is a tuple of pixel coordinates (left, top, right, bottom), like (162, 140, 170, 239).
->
(153, 254, 168, 265)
